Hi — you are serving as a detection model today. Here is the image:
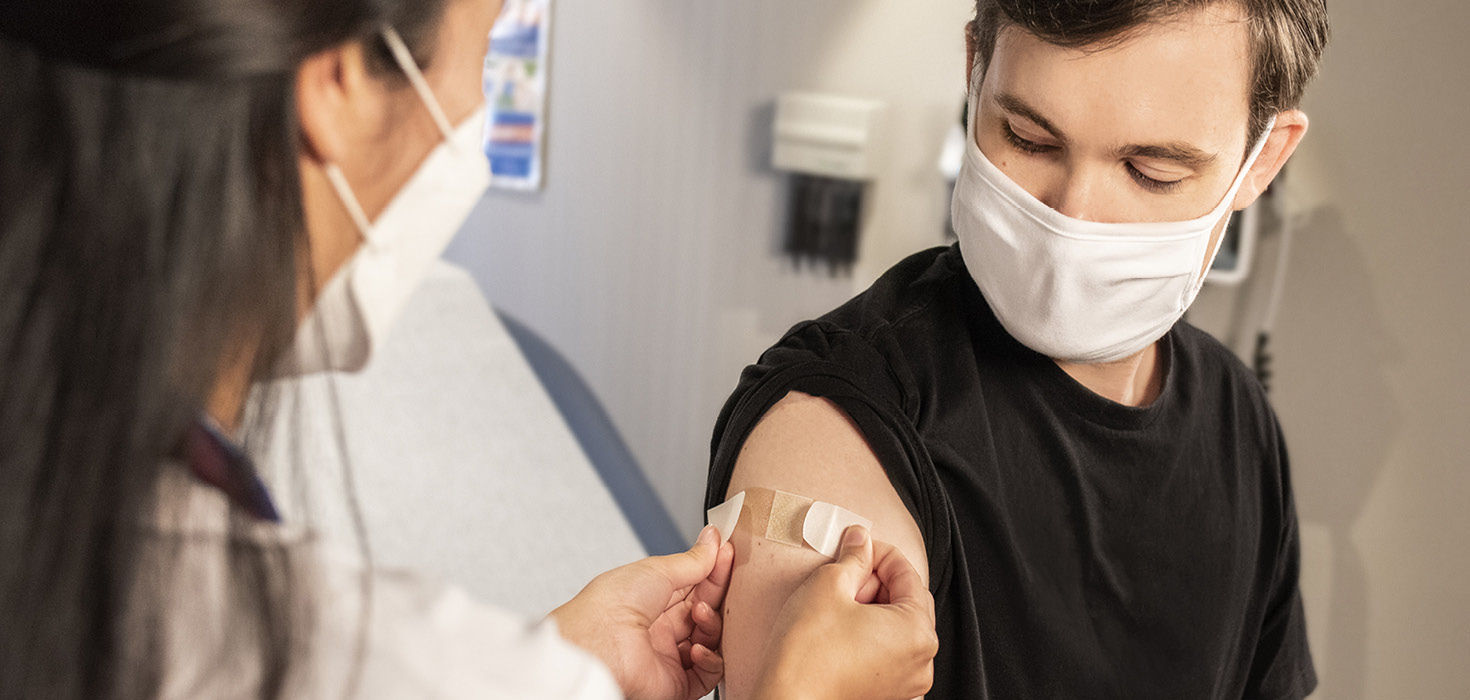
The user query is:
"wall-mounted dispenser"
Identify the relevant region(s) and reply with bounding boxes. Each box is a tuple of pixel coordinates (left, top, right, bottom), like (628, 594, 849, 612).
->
(772, 93, 885, 274)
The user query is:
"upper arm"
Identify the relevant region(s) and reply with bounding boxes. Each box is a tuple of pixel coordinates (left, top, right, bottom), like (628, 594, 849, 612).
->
(718, 391, 929, 699)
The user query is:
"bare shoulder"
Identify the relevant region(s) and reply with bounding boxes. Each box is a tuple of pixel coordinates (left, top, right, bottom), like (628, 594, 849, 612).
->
(725, 391, 928, 579)
(717, 391, 930, 699)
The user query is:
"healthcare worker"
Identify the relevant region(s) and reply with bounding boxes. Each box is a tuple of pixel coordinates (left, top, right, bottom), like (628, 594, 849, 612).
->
(0, 0, 938, 698)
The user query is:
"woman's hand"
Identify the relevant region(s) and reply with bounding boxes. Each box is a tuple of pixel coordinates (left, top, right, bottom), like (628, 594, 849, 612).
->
(551, 525, 735, 700)
(753, 525, 938, 700)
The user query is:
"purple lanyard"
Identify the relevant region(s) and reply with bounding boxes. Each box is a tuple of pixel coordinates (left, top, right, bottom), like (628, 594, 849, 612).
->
(182, 416, 281, 523)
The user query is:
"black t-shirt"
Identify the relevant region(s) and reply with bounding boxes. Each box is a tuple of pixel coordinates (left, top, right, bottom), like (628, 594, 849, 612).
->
(704, 245, 1315, 699)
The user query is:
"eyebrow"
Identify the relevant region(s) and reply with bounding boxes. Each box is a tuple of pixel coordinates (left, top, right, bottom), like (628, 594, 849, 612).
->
(995, 92, 1065, 141)
(995, 91, 1219, 169)
(1116, 142, 1218, 169)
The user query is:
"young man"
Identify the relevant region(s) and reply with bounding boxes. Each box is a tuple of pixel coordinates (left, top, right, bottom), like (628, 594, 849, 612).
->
(705, 0, 1329, 697)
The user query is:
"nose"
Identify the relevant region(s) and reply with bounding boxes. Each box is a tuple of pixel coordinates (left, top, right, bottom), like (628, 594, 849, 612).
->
(1044, 171, 1104, 223)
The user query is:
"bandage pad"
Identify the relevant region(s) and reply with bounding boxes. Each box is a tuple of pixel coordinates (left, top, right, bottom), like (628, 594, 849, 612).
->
(706, 487, 871, 559)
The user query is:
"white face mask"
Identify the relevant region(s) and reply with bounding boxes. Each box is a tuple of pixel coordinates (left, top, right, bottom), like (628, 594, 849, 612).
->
(288, 26, 491, 375)
(952, 83, 1274, 364)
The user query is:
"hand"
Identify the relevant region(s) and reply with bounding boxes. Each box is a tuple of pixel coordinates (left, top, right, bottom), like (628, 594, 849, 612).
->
(551, 525, 736, 700)
(753, 525, 938, 700)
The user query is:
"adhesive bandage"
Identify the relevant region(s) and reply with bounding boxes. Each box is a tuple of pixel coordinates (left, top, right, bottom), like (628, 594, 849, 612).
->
(706, 488, 872, 559)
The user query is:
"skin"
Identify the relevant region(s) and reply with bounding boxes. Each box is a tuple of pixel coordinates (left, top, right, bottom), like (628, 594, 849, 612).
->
(721, 4, 1312, 699)
(748, 527, 937, 700)
(721, 393, 934, 700)
(218, 1, 742, 695)
(969, 4, 1308, 406)
(206, 0, 501, 428)
(204, 2, 937, 697)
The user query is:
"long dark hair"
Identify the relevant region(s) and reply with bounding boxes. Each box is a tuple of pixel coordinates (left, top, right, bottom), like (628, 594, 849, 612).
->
(0, 0, 446, 697)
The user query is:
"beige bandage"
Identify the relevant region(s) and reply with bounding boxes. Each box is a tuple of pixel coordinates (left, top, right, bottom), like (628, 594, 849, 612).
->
(706, 487, 872, 559)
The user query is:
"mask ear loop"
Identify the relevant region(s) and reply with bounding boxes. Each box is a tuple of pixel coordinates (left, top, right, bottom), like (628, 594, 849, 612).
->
(1188, 116, 1278, 300)
(321, 26, 460, 248)
(324, 164, 377, 245)
(378, 25, 457, 142)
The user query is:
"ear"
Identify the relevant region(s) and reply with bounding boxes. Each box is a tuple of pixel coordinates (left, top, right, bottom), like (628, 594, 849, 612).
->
(965, 20, 980, 88)
(1230, 109, 1309, 211)
(295, 41, 378, 166)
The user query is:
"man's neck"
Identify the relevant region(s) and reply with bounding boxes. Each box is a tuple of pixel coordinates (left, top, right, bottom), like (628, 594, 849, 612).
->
(1053, 341, 1165, 408)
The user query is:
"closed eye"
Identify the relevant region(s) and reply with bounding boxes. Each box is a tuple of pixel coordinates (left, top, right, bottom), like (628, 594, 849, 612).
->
(1125, 161, 1186, 194)
(1002, 122, 1057, 155)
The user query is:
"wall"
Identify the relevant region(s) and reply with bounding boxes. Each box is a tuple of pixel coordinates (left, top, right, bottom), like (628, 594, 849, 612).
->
(1194, 0, 1470, 697)
(448, 0, 1470, 696)
(448, 0, 975, 534)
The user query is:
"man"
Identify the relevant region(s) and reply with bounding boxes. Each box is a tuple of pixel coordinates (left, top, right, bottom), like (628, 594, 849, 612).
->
(705, 0, 1328, 697)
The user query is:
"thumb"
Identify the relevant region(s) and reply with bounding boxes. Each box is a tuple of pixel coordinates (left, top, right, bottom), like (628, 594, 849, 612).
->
(643, 525, 720, 591)
(828, 525, 874, 594)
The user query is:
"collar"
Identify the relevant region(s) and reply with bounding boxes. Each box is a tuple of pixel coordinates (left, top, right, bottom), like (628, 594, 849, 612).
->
(182, 416, 281, 523)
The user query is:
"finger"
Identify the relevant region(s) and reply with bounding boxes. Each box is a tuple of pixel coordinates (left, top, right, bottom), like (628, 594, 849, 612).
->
(690, 599, 723, 650)
(678, 639, 694, 669)
(646, 525, 721, 595)
(662, 598, 697, 642)
(855, 571, 882, 604)
(686, 643, 725, 699)
(825, 524, 875, 595)
(689, 539, 735, 616)
(666, 582, 695, 610)
(871, 541, 931, 618)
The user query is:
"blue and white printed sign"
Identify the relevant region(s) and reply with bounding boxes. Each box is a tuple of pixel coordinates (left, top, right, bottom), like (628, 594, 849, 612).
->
(483, 0, 552, 191)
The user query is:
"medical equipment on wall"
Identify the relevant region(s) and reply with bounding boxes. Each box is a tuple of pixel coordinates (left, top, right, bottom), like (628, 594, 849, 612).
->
(1247, 174, 1294, 393)
(1193, 167, 1297, 392)
(1206, 195, 1261, 285)
(773, 93, 886, 274)
(1200, 170, 1297, 393)
(938, 101, 968, 241)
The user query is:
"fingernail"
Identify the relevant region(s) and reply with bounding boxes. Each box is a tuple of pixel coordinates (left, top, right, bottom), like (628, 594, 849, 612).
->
(697, 524, 716, 546)
(843, 525, 868, 547)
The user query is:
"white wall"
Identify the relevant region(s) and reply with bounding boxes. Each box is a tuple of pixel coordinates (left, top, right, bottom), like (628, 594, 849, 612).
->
(448, 0, 1470, 696)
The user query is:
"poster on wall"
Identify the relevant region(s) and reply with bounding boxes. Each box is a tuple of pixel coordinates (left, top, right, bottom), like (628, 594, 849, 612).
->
(483, 0, 552, 191)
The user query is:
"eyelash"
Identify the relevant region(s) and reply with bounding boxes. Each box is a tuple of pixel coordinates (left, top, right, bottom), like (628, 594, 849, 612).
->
(1126, 163, 1185, 194)
(1002, 123, 1185, 194)
(1002, 123, 1055, 155)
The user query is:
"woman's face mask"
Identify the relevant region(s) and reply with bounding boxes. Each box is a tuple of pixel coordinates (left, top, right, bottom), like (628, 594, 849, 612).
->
(287, 26, 491, 375)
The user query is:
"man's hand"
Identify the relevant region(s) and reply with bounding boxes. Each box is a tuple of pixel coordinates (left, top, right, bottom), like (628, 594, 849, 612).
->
(551, 525, 735, 700)
(753, 525, 938, 700)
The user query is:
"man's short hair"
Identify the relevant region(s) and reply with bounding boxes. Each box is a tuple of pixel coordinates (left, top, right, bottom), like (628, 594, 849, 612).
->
(969, 0, 1330, 143)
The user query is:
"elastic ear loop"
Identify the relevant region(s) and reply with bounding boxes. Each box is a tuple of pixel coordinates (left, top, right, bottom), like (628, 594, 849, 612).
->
(320, 25, 461, 249)
(1188, 115, 1279, 300)
(378, 25, 457, 141)
(324, 164, 376, 245)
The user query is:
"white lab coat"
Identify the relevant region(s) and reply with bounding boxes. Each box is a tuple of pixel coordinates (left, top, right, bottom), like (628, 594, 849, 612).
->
(146, 468, 623, 699)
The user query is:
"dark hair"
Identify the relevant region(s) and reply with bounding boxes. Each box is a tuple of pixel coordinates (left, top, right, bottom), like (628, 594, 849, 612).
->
(968, 0, 1331, 143)
(0, 0, 446, 697)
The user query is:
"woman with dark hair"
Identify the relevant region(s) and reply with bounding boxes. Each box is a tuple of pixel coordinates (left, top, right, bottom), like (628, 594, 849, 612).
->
(0, 0, 937, 698)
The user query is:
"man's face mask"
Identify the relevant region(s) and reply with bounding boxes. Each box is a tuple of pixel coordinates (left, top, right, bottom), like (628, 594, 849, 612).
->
(289, 26, 491, 375)
(951, 67, 1274, 364)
